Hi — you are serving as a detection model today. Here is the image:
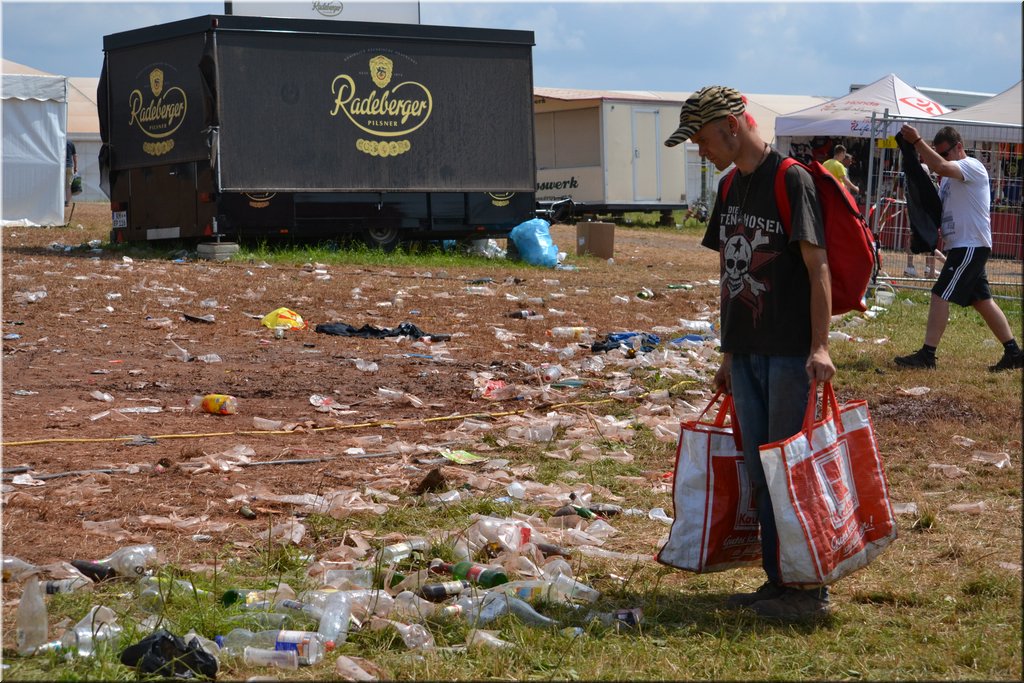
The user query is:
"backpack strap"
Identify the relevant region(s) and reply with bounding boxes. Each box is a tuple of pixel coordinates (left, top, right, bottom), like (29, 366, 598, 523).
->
(773, 156, 801, 235)
(719, 167, 739, 206)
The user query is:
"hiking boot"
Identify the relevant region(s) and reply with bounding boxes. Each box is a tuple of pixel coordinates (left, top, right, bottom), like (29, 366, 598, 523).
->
(749, 588, 831, 621)
(894, 349, 936, 369)
(989, 349, 1024, 372)
(903, 266, 918, 277)
(724, 581, 785, 609)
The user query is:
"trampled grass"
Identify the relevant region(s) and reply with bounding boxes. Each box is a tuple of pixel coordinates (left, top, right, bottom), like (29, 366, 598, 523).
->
(3, 217, 1021, 681)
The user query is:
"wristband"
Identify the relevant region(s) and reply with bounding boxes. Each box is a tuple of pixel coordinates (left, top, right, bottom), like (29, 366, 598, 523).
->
(909, 137, 922, 145)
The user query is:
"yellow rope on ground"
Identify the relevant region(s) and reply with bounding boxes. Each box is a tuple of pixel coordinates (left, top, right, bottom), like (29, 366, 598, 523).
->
(0, 394, 641, 448)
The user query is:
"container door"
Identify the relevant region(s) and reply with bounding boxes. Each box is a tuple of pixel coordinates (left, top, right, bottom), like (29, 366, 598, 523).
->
(128, 162, 200, 240)
(632, 109, 661, 202)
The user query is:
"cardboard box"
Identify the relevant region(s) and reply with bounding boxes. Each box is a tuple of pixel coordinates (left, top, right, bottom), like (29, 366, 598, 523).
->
(576, 221, 615, 259)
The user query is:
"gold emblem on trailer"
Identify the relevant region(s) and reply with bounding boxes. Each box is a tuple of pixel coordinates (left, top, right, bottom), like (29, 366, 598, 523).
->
(245, 192, 276, 209)
(330, 52, 433, 157)
(149, 68, 164, 97)
(130, 65, 188, 157)
(369, 55, 393, 89)
(489, 192, 514, 207)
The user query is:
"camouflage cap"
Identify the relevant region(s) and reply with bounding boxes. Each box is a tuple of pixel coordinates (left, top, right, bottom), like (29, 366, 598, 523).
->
(664, 86, 746, 147)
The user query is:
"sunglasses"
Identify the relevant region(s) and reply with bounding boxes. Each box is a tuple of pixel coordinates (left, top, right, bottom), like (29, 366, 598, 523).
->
(935, 142, 959, 159)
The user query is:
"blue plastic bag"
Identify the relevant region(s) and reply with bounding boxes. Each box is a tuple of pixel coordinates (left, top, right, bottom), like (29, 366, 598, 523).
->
(509, 218, 559, 267)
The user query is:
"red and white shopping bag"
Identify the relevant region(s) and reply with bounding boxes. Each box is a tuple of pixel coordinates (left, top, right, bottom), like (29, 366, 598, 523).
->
(657, 392, 762, 573)
(760, 381, 897, 586)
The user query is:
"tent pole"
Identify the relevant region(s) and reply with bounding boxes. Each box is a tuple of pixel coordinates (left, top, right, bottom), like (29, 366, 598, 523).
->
(865, 109, 883, 233)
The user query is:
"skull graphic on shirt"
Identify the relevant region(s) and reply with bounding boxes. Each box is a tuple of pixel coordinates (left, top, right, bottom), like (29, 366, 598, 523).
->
(723, 231, 769, 299)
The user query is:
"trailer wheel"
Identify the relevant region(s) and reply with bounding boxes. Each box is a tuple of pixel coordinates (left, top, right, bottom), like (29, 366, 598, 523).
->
(362, 225, 402, 251)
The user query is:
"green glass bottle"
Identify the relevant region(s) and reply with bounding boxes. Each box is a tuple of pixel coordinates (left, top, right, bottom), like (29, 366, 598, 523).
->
(434, 561, 508, 588)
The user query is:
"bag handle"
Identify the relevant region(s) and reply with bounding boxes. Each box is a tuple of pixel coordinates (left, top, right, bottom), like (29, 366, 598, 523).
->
(696, 390, 744, 448)
(801, 381, 843, 433)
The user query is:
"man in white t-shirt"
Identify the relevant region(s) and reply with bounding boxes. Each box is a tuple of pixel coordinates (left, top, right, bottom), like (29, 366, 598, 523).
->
(894, 125, 1022, 372)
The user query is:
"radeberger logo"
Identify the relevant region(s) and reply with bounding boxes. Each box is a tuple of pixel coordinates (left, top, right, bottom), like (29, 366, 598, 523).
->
(245, 192, 276, 209)
(330, 52, 433, 157)
(312, 1, 343, 17)
(489, 192, 514, 208)
(129, 66, 187, 157)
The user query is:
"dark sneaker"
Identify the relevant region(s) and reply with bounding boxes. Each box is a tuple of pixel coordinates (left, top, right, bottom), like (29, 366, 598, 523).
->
(989, 349, 1024, 372)
(894, 349, 936, 369)
(749, 588, 831, 621)
(724, 581, 785, 609)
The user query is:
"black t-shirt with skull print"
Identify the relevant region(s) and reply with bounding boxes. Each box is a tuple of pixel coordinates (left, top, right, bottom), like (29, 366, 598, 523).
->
(701, 150, 825, 356)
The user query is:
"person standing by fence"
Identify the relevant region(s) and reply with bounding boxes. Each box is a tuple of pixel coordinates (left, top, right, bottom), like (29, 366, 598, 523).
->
(65, 140, 77, 207)
(894, 124, 1023, 372)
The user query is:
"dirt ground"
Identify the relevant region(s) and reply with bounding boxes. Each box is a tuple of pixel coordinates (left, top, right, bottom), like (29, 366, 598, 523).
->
(2, 206, 721, 573)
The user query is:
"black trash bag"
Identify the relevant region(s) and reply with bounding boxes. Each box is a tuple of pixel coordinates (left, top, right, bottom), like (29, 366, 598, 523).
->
(315, 320, 451, 341)
(119, 629, 217, 680)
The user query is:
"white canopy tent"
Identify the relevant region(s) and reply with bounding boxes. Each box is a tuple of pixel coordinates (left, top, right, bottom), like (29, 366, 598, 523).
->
(902, 80, 1024, 144)
(2, 71, 68, 226)
(775, 73, 949, 145)
(938, 81, 1022, 125)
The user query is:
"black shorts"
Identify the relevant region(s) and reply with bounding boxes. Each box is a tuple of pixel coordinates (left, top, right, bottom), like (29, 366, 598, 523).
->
(932, 246, 991, 306)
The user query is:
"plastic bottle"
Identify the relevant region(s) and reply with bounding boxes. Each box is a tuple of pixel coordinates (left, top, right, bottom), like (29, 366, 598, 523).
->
(3, 556, 40, 583)
(541, 365, 563, 383)
(60, 607, 122, 657)
(417, 580, 471, 602)
(496, 578, 557, 603)
(378, 538, 431, 564)
(547, 326, 590, 339)
(317, 592, 352, 644)
(190, 394, 238, 415)
(506, 310, 538, 319)
(44, 576, 93, 594)
(243, 646, 298, 669)
(322, 568, 374, 589)
(392, 591, 438, 621)
(552, 574, 601, 603)
(678, 319, 713, 333)
(106, 545, 158, 577)
(472, 516, 533, 551)
(70, 545, 157, 581)
(16, 575, 48, 655)
(275, 598, 324, 622)
(431, 561, 508, 588)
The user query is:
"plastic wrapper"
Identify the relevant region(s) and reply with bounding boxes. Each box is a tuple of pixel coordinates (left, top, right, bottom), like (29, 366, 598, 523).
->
(260, 307, 308, 330)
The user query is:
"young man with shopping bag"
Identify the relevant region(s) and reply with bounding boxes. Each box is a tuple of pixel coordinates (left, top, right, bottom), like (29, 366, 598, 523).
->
(664, 86, 834, 620)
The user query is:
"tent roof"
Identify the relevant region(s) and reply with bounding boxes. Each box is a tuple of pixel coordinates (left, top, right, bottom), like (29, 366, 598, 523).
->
(775, 73, 949, 138)
(937, 80, 1022, 125)
(1, 73, 67, 102)
(534, 87, 830, 144)
(2, 59, 98, 134)
(2, 58, 51, 76)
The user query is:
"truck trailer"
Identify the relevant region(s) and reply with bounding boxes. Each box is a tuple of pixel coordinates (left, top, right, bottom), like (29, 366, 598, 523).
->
(98, 14, 536, 248)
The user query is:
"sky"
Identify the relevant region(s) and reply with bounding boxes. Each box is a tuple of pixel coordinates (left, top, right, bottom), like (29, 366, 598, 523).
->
(1, 0, 1021, 99)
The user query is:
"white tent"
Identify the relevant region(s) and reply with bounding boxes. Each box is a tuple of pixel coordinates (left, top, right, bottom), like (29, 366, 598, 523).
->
(938, 81, 1022, 125)
(3, 59, 105, 203)
(2, 71, 68, 226)
(904, 81, 1024, 144)
(775, 73, 949, 139)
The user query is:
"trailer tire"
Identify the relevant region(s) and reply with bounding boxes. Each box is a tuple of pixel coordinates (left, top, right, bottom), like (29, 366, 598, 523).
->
(361, 225, 402, 251)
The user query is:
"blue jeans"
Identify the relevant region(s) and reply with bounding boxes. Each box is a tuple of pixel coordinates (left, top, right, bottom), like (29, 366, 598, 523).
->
(730, 353, 827, 598)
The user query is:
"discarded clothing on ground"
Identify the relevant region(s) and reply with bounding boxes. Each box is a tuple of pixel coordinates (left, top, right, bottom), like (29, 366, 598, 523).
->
(591, 332, 660, 354)
(315, 321, 451, 341)
(119, 629, 218, 679)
